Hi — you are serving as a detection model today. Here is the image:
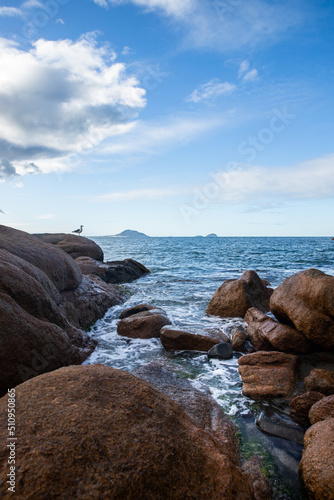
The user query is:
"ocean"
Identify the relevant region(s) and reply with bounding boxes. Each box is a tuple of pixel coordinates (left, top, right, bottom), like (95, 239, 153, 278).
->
(85, 236, 334, 499)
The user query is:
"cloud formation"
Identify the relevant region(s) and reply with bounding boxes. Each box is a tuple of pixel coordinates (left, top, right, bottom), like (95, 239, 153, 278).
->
(0, 35, 146, 176)
(0, 7, 23, 17)
(93, 0, 305, 51)
(187, 80, 236, 103)
(238, 61, 259, 82)
(95, 187, 180, 202)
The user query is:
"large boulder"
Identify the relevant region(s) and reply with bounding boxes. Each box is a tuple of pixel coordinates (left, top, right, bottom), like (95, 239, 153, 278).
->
(231, 327, 247, 352)
(0, 225, 82, 292)
(0, 293, 95, 395)
(238, 351, 298, 399)
(244, 307, 312, 353)
(75, 256, 150, 284)
(304, 369, 334, 396)
(309, 395, 334, 424)
(206, 270, 273, 318)
(0, 365, 254, 499)
(34, 233, 104, 261)
(270, 269, 334, 349)
(117, 307, 171, 339)
(160, 326, 226, 352)
(61, 275, 126, 330)
(290, 392, 325, 422)
(299, 418, 334, 499)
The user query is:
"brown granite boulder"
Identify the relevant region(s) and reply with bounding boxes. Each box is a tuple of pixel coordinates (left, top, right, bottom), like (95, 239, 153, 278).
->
(117, 308, 171, 339)
(160, 326, 226, 352)
(304, 369, 334, 396)
(241, 456, 272, 500)
(270, 269, 334, 349)
(206, 270, 273, 318)
(0, 225, 82, 292)
(34, 233, 104, 261)
(75, 257, 150, 284)
(238, 351, 298, 399)
(0, 365, 254, 499)
(120, 303, 156, 319)
(309, 395, 334, 424)
(299, 418, 334, 499)
(61, 275, 126, 330)
(290, 392, 325, 421)
(231, 327, 247, 352)
(0, 293, 96, 396)
(244, 307, 312, 353)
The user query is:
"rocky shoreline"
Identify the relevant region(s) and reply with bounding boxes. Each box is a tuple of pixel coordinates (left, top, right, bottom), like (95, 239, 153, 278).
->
(0, 225, 333, 498)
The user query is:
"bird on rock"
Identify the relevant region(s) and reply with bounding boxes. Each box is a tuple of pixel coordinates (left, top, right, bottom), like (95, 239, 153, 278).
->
(72, 225, 84, 235)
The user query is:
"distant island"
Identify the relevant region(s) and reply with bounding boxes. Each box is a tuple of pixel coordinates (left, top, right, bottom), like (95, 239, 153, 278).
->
(115, 230, 150, 239)
(206, 233, 218, 238)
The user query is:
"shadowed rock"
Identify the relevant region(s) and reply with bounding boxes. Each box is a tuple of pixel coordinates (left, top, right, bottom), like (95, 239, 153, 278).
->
(304, 369, 334, 396)
(208, 343, 233, 360)
(231, 327, 247, 352)
(290, 392, 325, 422)
(160, 326, 226, 352)
(309, 395, 334, 424)
(76, 256, 150, 284)
(206, 270, 273, 318)
(118, 308, 171, 339)
(0, 365, 255, 499)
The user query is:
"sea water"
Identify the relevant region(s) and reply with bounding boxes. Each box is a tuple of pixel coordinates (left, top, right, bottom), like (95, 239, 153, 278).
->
(84, 236, 334, 499)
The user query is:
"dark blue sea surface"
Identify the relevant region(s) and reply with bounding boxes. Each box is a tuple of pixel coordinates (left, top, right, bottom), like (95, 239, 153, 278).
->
(85, 236, 334, 499)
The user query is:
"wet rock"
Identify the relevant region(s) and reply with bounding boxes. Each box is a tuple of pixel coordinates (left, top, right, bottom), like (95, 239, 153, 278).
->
(0, 224, 82, 292)
(75, 257, 150, 284)
(34, 233, 104, 261)
(120, 303, 156, 319)
(244, 307, 312, 353)
(118, 308, 171, 339)
(299, 418, 334, 499)
(231, 327, 247, 352)
(61, 275, 126, 330)
(206, 270, 273, 318)
(309, 395, 334, 424)
(290, 392, 325, 421)
(256, 406, 305, 444)
(304, 369, 334, 396)
(238, 351, 298, 400)
(241, 456, 272, 500)
(134, 362, 239, 464)
(160, 326, 223, 352)
(104, 258, 150, 283)
(270, 268, 334, 349)
(0, 365, 253, 499)
(208, 343, 234, 360)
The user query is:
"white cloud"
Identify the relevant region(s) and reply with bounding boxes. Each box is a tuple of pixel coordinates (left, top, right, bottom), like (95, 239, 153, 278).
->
(95, 187, 180, 202)
(213, 154, 334, 202)
(21, 0, 44, 7)
(242, 69, 258, 82)
(0, 7, 23, 17)
(238, 60, 250, 78)
(102, 114, 224, 156)
(0, 35, 146, 176)
(187, 79, 236, 103)
(56, 18, 65, 25)
(93, 0, 305, 51)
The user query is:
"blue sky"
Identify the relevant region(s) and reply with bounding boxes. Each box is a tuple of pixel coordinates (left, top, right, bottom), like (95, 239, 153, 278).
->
(0, 0, 333, 236)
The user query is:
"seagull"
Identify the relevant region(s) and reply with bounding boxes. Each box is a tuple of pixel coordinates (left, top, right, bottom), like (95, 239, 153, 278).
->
(72, 225, 84, 235)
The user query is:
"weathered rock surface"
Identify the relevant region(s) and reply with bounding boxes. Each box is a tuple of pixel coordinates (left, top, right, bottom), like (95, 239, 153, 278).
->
(238, 351, 298, 399)
(208, 343, 234, 360)
(0, 365, 255, 499)
(241, 456, 272, 500)
(231, 327, 247, 352)
(120, 303, 156, 319)
(299, 418, 334, 500)
(61, 275, 126, 330)
(104, 258, 150, 283)
(160, 326, 224, 352)
(290, 392, 325, 421)
(134, 362, 239, 464)
(206, 270, 273, 318)
(75, 256, 150, 284)
(256, 406, 305, 444)
(0, 225, 82, 292)
(270, 269, 334, 349)
(118, 308, 171, 339)
(244, 307, 312, 353)
(309, 395, 334, 424)
(304, 369, 334, 396)
(34, 233, 104, 261)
